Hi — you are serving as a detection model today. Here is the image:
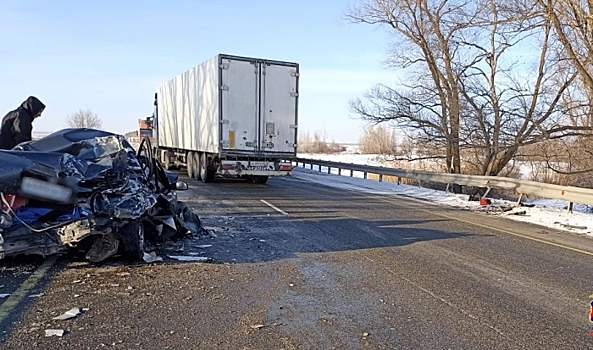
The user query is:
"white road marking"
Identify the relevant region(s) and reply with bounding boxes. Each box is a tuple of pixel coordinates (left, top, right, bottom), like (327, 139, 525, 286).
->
(0, 256, 57, 324)
(260, 199, 288, 215)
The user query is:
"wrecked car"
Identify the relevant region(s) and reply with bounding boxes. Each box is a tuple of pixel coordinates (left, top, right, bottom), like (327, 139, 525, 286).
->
(0, 128, 201, 262)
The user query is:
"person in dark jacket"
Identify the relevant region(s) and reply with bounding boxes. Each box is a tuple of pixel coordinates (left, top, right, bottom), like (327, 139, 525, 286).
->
(0, 96, 45, 150)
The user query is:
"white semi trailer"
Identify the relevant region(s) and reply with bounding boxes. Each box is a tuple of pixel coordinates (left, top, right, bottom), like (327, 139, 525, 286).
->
(150, 54, 298, 184)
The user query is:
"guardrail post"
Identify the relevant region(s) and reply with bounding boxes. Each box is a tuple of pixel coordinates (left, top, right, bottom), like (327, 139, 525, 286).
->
(310, 163, 313, 170)
(482, 187, 492, 199)
(364, 172, 368, 179)
(379, 174, 383, 182)
(567, 202, 574, 213)
(318, 165, 322, 172)
(350, 170, 353, 177)
(328, 166, 331, 174)
(338, 168, 342, 175)
(516, 193, 524, 207)
(397, 177, 401, 185)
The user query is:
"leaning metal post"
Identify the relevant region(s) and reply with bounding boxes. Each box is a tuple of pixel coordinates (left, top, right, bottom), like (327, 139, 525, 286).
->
(516, 193, 524, 207)
(482, 187, 492, 199)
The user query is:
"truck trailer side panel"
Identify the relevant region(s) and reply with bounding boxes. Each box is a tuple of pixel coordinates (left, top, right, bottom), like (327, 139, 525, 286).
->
(156, 56, 220, 154)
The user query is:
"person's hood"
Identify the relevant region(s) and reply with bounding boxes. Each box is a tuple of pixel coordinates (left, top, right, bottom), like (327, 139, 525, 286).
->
(20, 96, 45, 117)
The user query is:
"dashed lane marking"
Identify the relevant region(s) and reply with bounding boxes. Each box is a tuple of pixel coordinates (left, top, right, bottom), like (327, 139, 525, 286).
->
(260, 199, 288, 215)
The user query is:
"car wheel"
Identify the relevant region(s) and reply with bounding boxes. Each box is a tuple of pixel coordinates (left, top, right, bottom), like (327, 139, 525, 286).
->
(119, 221, 145, 261)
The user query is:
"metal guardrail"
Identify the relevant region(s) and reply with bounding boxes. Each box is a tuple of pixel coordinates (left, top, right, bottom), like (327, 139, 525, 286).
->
(294, 157, 593, 211)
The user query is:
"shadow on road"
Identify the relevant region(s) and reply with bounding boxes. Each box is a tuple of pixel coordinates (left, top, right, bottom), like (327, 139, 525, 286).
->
(172, 174, 476, 265)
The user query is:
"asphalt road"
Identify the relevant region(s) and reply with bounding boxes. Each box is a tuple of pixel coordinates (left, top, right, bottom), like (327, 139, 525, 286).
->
(0, 173, 592, 349)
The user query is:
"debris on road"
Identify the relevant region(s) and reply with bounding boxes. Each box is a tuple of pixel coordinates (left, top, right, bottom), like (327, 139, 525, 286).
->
(479, 198, 492, 206)
(250, 324, 265, 329)
(558, 223, 588, 230)
(0, 294, 10, 298)
(168, 255, 210, 262)
(0, 129, 203, 262)
(52, 307, 81, 320)
(143, 252, 163, 263)
(44, 329, 65, 337)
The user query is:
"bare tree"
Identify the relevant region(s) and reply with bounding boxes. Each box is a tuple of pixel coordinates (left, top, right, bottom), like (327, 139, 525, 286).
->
(512, 1, 593, 180)
(535, 0, 593, 91)
(348, 0, 472, 181)
(66, 109, 103, 129)
(458, 0, 582, 175)
(347, 0, 588, 180)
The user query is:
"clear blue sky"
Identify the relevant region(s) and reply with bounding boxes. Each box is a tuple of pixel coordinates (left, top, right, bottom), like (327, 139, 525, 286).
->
(0, 0, 397, 143)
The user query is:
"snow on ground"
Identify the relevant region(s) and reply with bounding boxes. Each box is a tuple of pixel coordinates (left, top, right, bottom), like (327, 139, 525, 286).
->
(294, 153, 593, 238)
(299, 153, 380, 165)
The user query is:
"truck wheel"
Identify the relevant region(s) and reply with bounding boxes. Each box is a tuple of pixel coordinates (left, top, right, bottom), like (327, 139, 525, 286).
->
(200, 153, 214, 183)
(192, 153, 201, 180)
(118, 221, 145, 261)
(186, 152, 194, 178)
(251, 176, 269, 184)
(206, 169, 215, 182)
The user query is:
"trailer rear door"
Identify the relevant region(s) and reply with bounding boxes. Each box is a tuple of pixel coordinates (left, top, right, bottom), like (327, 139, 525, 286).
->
(260, 62, 298, 155)
(220, 57, 260, 152)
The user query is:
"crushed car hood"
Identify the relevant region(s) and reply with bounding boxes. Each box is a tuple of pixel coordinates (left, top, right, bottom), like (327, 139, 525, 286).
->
(0, 128, 201, 262)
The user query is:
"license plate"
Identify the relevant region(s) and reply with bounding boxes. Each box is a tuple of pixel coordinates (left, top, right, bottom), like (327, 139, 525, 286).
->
(247, 161, 274, 171)
(249, 161, 268, 167)
(20, 177, 73, 203)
